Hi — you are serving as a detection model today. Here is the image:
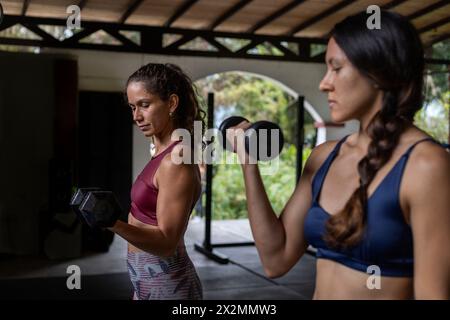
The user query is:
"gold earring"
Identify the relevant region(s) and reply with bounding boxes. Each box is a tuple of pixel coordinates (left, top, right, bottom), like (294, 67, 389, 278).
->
(169, 112, 173, 118)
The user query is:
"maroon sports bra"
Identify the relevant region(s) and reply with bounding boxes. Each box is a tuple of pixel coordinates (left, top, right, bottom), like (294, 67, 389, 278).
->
(130, 140, 181, 225)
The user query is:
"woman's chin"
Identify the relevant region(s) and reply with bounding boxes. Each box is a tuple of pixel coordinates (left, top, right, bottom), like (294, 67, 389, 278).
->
(143, 131, 154, 138)
(330, 113, 347, 124)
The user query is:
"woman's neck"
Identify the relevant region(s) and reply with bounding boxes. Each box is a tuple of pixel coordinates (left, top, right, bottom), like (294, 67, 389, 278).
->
(152, 121, 178, 153)
(152, 135, 176, 154)
(351, 130, 372, 153)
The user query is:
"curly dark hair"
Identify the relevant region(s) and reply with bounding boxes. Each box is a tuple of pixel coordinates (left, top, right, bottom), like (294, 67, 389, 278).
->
(323, 10, 425, 248)
(125, 63, 206, 138)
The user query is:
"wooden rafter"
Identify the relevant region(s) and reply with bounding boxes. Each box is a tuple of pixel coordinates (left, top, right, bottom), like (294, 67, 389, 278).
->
(208, 0, 253, 30)
(119, 0, 144, 24)
(247, 0, 306, 33)
(78, 0, 89, 11)
(419, 16, 450, 34)
(21, 0, 30, 16)
(408, 0, 450, 21)
(381, 0, 408, 10)
(164, 0, 199, 27)
(425, 33, 450, 47)
(288, 0, 356, 36)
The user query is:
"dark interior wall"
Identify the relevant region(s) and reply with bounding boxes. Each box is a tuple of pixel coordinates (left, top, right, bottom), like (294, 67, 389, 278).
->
(78, 91, 132, 218)
(0, 52, 56, 255)
(0, 52, 132, 256)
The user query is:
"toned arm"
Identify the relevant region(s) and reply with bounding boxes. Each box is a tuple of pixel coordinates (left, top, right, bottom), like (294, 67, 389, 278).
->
(405, 143, 450, 299)
(242, 141, 337, 278)
(110, 155, 198, 257)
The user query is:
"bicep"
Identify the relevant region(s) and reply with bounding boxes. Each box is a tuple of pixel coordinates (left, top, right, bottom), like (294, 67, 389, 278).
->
(278, 143, 332, 264)
(279, 170, 313, 261)
(408, 150, 450, 299)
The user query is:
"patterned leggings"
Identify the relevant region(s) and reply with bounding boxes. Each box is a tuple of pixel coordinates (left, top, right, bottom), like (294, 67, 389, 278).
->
(127, 246, 203, 300)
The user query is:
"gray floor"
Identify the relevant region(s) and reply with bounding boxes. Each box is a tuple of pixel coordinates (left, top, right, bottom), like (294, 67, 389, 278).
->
(0, 218, 316, 300)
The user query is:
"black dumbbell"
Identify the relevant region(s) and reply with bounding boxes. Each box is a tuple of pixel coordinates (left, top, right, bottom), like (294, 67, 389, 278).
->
(70, 187, 101, 225)
(70, 188, 122, 228)
(218, 116, 284, 161)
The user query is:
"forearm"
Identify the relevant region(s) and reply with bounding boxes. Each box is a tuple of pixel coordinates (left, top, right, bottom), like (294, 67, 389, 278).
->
(242, 164, 287, 270)
(109, 220, 175, 256)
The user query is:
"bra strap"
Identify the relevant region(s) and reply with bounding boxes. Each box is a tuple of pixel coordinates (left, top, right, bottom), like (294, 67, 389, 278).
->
(403, 138, 436, 157)
(311, 135, 350, 201)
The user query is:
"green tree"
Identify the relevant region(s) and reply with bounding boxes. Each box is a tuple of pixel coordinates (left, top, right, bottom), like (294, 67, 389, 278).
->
(415, 40, 449, 143)
(196, 72, 316, 146)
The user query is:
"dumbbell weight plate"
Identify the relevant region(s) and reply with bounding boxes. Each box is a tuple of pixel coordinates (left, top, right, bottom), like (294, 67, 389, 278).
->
(79, 191, 122, 228)
(70, 187, 102, 224)
(245, 121, 284, 161)
(218, 116, 249, 151)
(70, 188, 101, 207)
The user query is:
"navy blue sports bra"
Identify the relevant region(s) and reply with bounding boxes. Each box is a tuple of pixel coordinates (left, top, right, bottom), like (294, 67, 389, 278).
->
(304, 135, 439, 277)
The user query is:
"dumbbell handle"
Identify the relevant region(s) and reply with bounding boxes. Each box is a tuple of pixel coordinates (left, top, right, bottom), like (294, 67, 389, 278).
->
(70, 188, 121, 228)
(218, 116, 249, 151)
(79, 191, 122, 228)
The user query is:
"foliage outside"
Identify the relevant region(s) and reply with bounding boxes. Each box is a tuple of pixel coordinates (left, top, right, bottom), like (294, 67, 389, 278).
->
(195, 72, 315, 220)
(414, 41, 450, 143)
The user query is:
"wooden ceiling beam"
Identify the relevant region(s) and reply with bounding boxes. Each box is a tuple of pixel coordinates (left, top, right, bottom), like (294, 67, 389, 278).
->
(208, 0, 253, 30)
(119, 0, 144, 24)
(77, 0, 88, 11)
(288, 0, 356, 36)
(419, 16, 450, 34)
(164, 0, 199, 27)
(247, 0, 306, 33)
(380, 0, 408, 10)
(21, 0, 30, 16)
(408, 0, 450, 21)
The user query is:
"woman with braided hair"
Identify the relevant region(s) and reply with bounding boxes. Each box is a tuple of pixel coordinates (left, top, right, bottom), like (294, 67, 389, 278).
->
(109, 63, 205, 300)
(229, 10, 449, 299)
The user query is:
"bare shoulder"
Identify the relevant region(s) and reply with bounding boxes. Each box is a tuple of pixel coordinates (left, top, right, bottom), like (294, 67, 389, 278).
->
(407, 140, 450, 176)
(403, 139, 450, 205)
(159, 152, 195, 180)
(401, 126, 449, 169)
(303, 138, 340, 178)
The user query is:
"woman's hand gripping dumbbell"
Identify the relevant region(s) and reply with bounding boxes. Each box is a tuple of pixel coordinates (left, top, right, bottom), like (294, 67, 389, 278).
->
(70, 188, 122, 228)
(218, 116, 285, 164)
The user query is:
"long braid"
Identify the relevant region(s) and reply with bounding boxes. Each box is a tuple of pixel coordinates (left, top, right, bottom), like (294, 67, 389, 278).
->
(324, 92, 408, 247)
